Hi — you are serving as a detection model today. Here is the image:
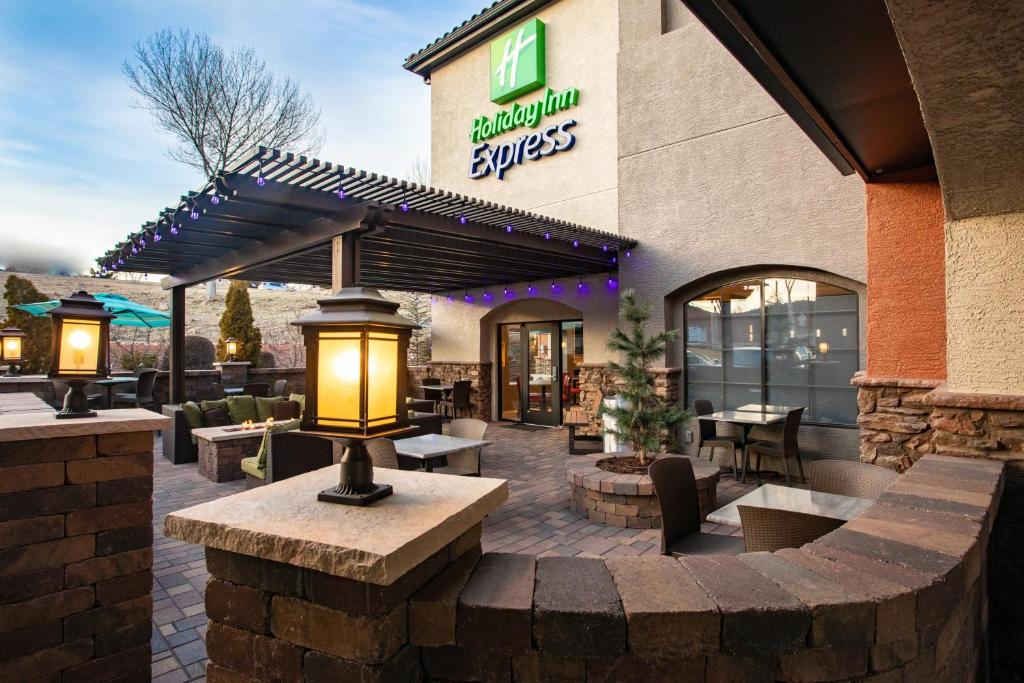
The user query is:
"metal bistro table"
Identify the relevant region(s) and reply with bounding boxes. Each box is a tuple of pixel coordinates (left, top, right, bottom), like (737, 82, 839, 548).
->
(707, 483, 873, 527)
(698, 409, 787, 484)
(416, 383, 454, 417)
(393, 433, 490, 473)
(93, 377, 138, 409)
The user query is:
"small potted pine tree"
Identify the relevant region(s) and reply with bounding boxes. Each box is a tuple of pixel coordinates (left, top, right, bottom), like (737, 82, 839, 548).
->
(598, 290, 688, 473)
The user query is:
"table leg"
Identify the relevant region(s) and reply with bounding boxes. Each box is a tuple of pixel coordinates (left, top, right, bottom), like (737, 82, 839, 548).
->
(568, 425, 577, 455)
(424, 460, 434, 473)
(106, 386, 114, 410)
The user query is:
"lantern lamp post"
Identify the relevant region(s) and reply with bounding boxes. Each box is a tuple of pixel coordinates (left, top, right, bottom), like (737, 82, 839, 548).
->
(292, 288, 418, 505)
(0, 326, 27, 377)
(225, 337, 238, 361)
(47, 291, 114, 419)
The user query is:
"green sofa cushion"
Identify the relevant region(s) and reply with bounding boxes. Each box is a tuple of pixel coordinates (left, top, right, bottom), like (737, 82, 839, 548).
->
(226, 395, 258, 424)
(289, 393, 305, 418)
(255, 395, 285, 422)
(257, 418, 301, 470)
(181, 402, 205, 430)
(240, 456, 264, 479)
(200, 399, 228, 415)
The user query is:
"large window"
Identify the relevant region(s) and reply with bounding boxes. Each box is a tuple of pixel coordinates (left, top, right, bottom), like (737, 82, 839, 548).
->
(685, 277, 859, 425)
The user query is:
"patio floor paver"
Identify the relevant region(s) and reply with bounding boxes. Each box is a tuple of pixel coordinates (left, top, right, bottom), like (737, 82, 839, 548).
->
(149, 422, 754, 680)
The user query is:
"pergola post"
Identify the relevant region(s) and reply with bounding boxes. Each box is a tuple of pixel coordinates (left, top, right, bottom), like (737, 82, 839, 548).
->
(331, 232, 361, 293)
(169, 285, 186, 404)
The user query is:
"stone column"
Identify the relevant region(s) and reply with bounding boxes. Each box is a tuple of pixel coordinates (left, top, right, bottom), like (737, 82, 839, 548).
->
(0, 409, 168, 681)
(213, 361, 250, 390)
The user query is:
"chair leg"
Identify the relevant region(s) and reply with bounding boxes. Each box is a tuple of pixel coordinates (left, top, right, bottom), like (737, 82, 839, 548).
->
(730, 446, 739, 480)
(795, 454, 806, 484)
(781, 456, 791, 487)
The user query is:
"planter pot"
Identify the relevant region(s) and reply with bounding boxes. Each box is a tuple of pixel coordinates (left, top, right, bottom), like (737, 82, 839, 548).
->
(601, 396, 629, 453)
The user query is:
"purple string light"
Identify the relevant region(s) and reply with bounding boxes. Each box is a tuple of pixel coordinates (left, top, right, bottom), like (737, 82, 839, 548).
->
(544, 232, 551, 240)
(483, 291, 493, 302)
(505, 224, 513, 233)
(211, 195, 220, 205)
(527, 283, 537, 296)
(572, 240, 579, 248)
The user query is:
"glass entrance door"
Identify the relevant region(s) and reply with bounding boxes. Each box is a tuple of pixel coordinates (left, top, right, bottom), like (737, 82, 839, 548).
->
(524, 323, 558, 425)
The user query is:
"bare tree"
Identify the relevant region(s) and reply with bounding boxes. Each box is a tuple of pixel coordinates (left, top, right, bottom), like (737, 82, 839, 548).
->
(385, 291, 431, 365)
(123, 30, 324, 177)
(406, 156, 431, 186)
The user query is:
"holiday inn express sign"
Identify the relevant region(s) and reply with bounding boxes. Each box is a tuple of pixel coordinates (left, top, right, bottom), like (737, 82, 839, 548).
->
(469, 18, 580, 181)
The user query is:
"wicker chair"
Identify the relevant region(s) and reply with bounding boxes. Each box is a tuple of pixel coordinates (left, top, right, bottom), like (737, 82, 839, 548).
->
(246, 431, 334, 489)
(738, 505, 844, 552)
(271, 379, 288, 397)
(366, 438, 400, 469)
(693, 399, 743, 479)
(744, 407, 805, 485)
(440, 380, 474, 419)
(433, 418, 487, 476)
(112, 369, 157, 409)
(243, 382, 269, 398)
(649, 456, 745, 556)
(809, 460, 899, 499)
(422, 378, 444, 415)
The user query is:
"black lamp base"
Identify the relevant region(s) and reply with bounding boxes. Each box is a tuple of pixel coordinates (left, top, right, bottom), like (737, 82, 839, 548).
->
(55, 380, 98, 419)
(317, 483, 393, 506)
(3, 365, 19, 378)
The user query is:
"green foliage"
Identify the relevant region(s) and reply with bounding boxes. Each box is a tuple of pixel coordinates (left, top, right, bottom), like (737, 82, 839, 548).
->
(160, 335, 216, 370)
(601, 290, 689, 465)
(2, 275, 52, 374)
(119, 349, 158, 371)
(217, 281, 263, 365)
(258, 350, 276, 369)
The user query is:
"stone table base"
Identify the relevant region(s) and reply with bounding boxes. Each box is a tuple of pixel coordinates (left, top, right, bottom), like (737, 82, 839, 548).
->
(194, 426, 265, 482)
(567, 453, 720, 528)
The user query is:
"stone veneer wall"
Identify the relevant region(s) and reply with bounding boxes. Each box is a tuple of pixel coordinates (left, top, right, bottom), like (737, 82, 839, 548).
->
(575, 363, 681, 436)
(199, 453, 1002, 681)
(408, 362, 492, 420)
(197, 435, 262, 483)
(0, 429, 157, 681)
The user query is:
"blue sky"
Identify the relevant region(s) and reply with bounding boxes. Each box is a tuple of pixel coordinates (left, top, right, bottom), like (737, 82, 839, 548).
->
(0, 0, 481, 274)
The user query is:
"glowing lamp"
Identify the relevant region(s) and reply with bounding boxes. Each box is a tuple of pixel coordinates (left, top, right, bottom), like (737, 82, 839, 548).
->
(47, 291, 114, 419)
(292, 288, 419, 505)
(225, 337, 239, 361)
(0, 326, 27, 377)
(818, 341, 830, 355)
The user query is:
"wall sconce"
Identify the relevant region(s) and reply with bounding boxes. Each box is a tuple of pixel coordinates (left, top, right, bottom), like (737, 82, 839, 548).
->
(225, 337, 238, 361)
(47, 292, 114, 419)
(0, 326, 27, 377)
(292, 288, 418, 506)
(818, 341, 830, 355)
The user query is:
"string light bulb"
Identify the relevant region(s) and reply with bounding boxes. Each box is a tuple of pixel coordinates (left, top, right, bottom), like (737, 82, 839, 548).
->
(505, 223, 513, 233)
(256, 160, 266, 186)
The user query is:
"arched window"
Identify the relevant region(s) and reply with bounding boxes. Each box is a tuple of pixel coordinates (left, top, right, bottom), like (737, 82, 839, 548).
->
(685, 277, 859, 425)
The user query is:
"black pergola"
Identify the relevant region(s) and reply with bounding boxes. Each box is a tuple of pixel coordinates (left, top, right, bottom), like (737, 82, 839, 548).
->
(98, 146, 635, 403)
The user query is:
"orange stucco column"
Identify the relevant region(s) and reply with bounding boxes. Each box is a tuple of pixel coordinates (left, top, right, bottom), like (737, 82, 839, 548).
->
(865, 181, 946, 379)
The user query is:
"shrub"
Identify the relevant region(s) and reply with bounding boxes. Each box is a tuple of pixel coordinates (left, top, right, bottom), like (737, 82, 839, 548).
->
(217, 281, 262, 365)
(258, 350, 276, 368)
(2, 274, 52, 374)
(120, 349, 158, 371)
(159, 335, 216, 370)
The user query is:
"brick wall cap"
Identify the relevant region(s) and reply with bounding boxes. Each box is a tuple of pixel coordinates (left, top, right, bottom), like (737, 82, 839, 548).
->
(0, 409, 168, 443)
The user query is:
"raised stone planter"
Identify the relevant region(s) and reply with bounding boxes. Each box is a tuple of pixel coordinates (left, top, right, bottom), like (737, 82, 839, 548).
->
(566, 453, 720, 528)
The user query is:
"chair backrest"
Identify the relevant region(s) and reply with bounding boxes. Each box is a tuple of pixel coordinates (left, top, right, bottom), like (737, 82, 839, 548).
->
(693, 399, 718, 442)
(738, 505, 844, 552)
(450, 418, 487, 441)
(211, 383, 227, 399)
(366, 438, 399, 469)
(782, 407, 805, 453)
(809, 460, 900, 499)
(452, 380, 472, 407)
(244, 382, 269, 398)
(649, 456, 701, 554)
(422, 377, 443, 402)
(136, 370, 158, 400)
(272, 379, 287, 397)
(269, 431, 334, 481)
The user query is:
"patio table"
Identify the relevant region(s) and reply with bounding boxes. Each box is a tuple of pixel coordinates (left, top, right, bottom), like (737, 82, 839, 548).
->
(93, 377, 138, 409)
(393, 433, 490, 473)
(698, 409, 788, 484)
(223, 387, 245, 396)
(706, 483, 873, 527)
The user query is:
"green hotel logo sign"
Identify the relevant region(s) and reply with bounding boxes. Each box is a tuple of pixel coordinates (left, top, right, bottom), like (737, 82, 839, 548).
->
(490, 18, 546, 104)
(469, 17, 581, 181)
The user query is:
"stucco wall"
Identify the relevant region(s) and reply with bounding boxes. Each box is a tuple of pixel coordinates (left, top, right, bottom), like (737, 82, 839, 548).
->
(616, 1, 866, 338)
(428, 0, 619, 232)
(865, 182, 946, 380)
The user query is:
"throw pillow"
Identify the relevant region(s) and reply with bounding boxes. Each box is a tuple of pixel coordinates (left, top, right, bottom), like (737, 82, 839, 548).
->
(289, 393, 305, 417)
(255, 395, 285, 422)
(226, 395, 258, 424)
(272, 400, 300, 421)
(200, 399, 228, 415)
(181, 401, 205, 430)
(202, 407, 230, 427)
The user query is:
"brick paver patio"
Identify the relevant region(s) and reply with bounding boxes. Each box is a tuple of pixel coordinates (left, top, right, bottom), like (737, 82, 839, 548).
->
(149, 422, 754, 681)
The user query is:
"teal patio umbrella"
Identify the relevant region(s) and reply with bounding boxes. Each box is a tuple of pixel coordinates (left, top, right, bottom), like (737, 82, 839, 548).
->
(14, 293, 170, 328)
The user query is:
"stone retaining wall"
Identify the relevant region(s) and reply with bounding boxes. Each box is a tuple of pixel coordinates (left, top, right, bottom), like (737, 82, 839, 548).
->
(575, 364, 681, 436)
(408, 362, 492, 420)
(198, 453, 1002, 681)
(0, 418, 164, 681)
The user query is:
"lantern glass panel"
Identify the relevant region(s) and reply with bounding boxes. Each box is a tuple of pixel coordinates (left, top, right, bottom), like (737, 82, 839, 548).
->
(367, 332, 399, 427)
(3, 336, 22, 361)
(58, 319, 101, 375)
(226, 340, 238, 355)
(317, 331, 361, 429)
